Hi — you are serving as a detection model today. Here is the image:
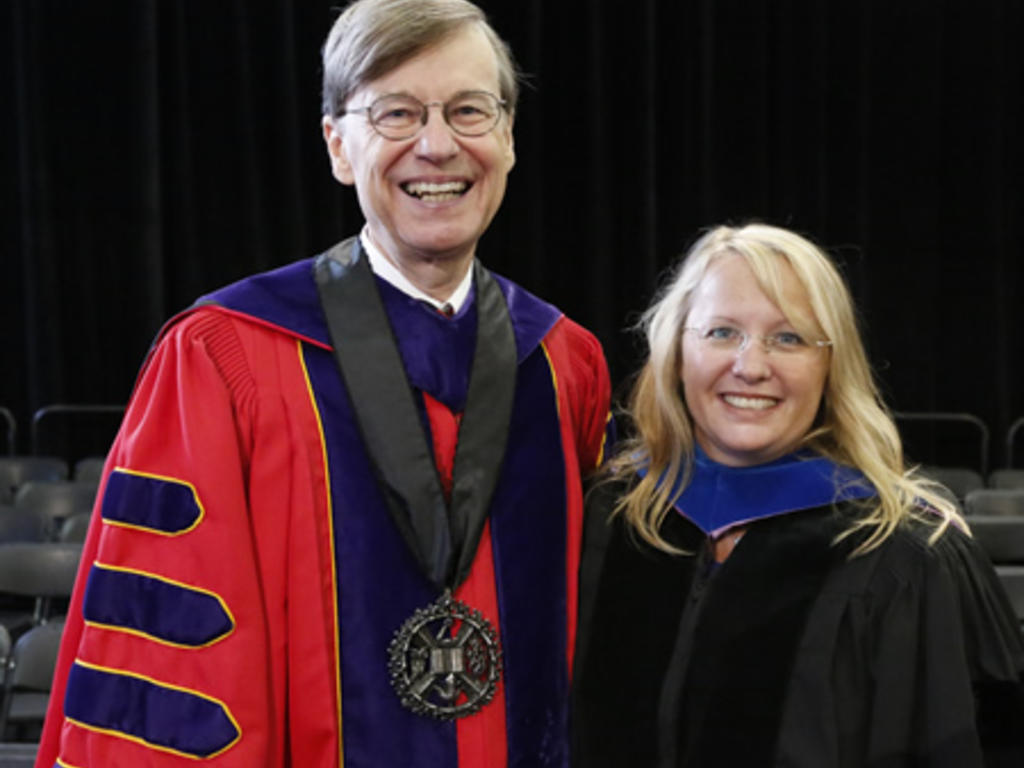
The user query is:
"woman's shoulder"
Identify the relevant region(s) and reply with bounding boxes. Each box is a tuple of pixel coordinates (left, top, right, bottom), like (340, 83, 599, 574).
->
(869, 513, 981, 579)
(841, 512, 1022, 639)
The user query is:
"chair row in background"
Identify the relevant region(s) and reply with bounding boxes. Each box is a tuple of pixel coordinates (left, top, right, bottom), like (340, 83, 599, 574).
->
(0, 619, 64, 747)
(0, 410, 114, 749)
(0, 538, 81, 745)
(920, 466, 1024, 514)
(895, 411, 1024, 479)
(0, 456, 102, 546)
(0, 455, 104, 504)
(0, 420, 100, 753)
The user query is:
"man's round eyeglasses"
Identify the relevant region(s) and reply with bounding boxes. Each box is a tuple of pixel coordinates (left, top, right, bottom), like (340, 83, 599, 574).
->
(684, 325, 833, 356)
(341, 91, 507, 140)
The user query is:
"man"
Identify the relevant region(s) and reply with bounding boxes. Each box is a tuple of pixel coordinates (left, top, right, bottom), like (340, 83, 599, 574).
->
(35, 1, 611, 766)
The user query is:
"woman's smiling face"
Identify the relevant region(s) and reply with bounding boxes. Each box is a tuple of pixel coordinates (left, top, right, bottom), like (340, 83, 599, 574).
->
(680, 252, 830, 467)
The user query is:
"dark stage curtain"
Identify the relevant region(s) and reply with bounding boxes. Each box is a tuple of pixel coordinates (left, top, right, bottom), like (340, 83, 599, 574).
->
(2, 1, 1022, 470)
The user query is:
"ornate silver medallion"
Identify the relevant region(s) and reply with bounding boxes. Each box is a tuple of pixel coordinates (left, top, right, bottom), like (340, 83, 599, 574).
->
(388, 591, 502, 720)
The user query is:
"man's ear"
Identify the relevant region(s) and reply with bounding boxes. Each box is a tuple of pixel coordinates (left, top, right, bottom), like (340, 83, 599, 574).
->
(322, 116, 355, 185)
(503, 112, 516, 171)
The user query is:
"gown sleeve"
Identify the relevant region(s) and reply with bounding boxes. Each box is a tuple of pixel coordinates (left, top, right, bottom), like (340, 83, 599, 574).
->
(930, 526, 1024, 766)
(541, 316, 613, 474)
(35, 309, 301, 767)
(781, 520, 1024, 768)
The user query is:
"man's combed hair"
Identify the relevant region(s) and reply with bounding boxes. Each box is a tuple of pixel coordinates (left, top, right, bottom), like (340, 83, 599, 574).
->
(607, 223, 962, 556)
(321, 0, 520, 118)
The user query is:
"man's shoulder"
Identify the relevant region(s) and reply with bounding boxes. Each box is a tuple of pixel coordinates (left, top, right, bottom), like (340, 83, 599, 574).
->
(193, 256, 329, 345)
(488, 270, 561, 348)
(488, 269, 604, 364)
(181, 240, 363, 346)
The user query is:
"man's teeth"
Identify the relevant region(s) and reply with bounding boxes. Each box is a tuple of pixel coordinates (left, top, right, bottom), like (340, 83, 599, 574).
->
(722, 394, 777, 410)
(403, 181, 468, 201)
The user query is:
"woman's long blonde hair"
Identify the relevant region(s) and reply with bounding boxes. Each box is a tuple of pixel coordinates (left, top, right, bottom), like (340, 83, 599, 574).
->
(608, 223, 960, 555)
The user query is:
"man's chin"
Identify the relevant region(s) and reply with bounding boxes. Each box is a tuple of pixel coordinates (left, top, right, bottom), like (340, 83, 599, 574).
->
(395, 229, 481, 262)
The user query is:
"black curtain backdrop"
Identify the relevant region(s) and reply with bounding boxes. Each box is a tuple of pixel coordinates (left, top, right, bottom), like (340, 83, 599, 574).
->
(2, 1, 1022, 470)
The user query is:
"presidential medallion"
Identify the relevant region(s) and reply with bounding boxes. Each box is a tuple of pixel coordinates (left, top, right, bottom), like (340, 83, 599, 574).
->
(388, 591, 502, 720)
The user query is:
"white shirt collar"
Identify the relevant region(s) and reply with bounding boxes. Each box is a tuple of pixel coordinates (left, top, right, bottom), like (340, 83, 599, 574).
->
(359, 226, 473, 314)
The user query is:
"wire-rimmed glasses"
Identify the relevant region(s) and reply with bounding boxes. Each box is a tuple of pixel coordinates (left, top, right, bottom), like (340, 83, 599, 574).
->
(683, 325, 832, 356)
(341, 91, 507, 140)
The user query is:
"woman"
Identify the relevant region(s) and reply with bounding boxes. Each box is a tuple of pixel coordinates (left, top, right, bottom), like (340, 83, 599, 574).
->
(572, 224, 1024, 767)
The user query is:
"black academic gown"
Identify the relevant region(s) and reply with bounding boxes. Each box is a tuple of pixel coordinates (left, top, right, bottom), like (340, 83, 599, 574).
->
(573, 477, 1024, 768)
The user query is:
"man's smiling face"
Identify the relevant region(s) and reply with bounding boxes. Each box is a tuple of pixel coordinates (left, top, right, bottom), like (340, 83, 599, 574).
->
(322, 23, 515, 266)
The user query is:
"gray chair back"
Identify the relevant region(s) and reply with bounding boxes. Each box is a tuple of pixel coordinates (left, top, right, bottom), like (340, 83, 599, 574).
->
(0, 506, 49, 544)
(13, 482, 98, 539)
(964, 489, 1024, 517)
(0, 619, 65, 740)
(0, 542, 83, 628)
(0, 458, 68, 504)
(989, 469, 1024, 490)
(967, 516, 1024, 564)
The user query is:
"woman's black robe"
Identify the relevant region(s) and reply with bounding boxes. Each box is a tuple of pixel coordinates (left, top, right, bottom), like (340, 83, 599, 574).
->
(573, 477, 1024, 767)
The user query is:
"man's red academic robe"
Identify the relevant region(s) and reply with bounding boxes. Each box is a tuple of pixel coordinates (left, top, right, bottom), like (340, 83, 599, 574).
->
(36, 245, 611, 768)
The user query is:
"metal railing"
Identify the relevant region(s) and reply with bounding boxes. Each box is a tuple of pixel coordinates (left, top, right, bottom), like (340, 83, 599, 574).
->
(30, 404, 125, 456)
(0, 407, 14, 455)
(894, 411, 990, 476)
(1006, 417, 1024, 468)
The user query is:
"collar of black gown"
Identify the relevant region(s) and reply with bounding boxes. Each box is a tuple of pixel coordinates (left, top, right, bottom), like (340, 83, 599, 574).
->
(639, 448, 877, 538)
